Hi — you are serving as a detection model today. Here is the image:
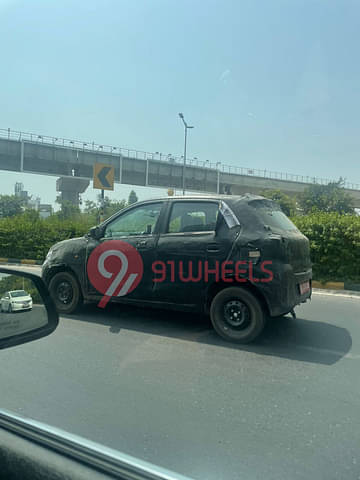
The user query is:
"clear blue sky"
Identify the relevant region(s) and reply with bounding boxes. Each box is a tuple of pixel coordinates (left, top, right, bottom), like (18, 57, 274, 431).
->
(1, 0, 359, 206)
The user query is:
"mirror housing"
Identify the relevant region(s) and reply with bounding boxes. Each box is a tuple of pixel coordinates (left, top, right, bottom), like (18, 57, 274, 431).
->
(89, 226, 103, 239)
(0, 268, 58, 350)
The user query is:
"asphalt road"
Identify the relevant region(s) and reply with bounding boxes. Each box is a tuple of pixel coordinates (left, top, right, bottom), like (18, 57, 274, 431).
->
(0, 304, 47, 339)
(0, 265, 359, 479)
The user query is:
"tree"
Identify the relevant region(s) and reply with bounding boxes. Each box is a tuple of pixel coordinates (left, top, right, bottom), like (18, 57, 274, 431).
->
(260, 189, 297, 216)
(83, 197, 127, 223)
(298, 179, 354, 215)
(55, 198, 81, 220)
(101, 196, 127, 218)
(21, 208, 40, 222)
(128, 190, 138, 205)
(0, 195, 24, 218)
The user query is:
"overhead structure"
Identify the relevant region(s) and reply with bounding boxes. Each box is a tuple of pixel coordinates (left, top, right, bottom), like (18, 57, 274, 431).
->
(1, 128, 360, 207)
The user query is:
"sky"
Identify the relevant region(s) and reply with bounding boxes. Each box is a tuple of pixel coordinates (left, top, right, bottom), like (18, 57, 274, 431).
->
(1, 0, 360, 207)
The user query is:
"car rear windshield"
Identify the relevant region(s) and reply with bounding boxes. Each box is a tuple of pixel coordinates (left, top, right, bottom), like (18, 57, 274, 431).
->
(10, 290, 27, 297)
(249, 199, 299, 232)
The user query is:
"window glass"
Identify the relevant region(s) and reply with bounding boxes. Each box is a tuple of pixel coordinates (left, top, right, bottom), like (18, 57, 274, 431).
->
(167, 202, 219, 233)
(104, 203, 162, 237)
(249, 199, 298, 232)
(10, 290, 27, 297)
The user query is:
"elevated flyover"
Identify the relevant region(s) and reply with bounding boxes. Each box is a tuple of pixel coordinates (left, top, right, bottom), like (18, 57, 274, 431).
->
(1, 128, 360, 207)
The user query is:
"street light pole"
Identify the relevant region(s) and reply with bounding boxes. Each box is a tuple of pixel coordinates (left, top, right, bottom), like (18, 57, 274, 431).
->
(216, 162, 221, 194)
(178, 113, 194, 195)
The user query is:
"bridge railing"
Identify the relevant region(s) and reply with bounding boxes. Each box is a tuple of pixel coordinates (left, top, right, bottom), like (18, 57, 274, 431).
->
(1, 128, 359, 191)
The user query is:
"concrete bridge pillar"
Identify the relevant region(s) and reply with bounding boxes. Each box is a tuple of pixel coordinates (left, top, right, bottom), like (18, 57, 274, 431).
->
(56, 177, 90, 207)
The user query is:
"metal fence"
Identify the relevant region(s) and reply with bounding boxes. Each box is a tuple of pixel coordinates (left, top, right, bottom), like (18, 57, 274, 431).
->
(1, 127, 359, 191)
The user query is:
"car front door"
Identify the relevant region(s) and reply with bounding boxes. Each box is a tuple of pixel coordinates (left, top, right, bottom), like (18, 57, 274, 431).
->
(85, 201, 165, 302)
(154, 200, 227, 306)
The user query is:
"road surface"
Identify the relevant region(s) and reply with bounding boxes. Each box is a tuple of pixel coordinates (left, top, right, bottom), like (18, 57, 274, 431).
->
(0, 265, 359, 479)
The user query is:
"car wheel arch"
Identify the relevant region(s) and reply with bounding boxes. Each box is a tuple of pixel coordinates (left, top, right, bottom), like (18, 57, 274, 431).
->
(205, 280, 270, 317)
(45, 265, 84, 297)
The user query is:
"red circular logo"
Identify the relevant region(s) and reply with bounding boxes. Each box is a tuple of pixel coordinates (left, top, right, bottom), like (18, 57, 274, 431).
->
(87, 240, 143, 308)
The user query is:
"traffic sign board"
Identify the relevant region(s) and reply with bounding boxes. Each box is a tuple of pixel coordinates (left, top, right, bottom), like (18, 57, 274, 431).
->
(93, 163, 115, 190)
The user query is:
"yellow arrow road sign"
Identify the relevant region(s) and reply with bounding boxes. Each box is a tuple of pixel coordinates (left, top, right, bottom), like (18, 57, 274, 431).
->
(93, 163, 115, 190)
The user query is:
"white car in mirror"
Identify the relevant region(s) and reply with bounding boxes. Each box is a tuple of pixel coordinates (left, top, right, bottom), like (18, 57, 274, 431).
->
(0, 290, 33, 313)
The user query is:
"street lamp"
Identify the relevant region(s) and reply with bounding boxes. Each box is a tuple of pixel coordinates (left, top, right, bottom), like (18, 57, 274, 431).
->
(178, 113, 194, 195)
(216, 162, 221, 194)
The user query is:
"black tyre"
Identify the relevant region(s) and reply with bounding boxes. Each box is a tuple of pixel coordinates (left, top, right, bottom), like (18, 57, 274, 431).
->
(210, 287, 265, 343)
(48, 271, 83, 314)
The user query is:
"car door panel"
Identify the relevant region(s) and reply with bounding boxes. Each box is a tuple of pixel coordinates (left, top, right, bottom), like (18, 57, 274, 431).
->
(85, 202, 165, 301)
(154, 200, 234, 305)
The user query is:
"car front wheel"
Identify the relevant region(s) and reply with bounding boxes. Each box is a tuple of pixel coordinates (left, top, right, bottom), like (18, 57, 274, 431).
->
(210, 287, 265, 343)
(48, 271, 83, 314)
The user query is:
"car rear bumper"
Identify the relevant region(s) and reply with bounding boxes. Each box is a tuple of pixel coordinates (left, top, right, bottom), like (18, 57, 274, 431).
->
(257, 266, 312, 317)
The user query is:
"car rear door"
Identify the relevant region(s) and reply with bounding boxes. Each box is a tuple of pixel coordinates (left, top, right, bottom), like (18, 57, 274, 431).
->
(154, 199, 232, 306)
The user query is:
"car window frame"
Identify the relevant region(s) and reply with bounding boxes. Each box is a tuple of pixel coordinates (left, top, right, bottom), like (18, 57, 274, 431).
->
(162, 200, 220, 236)
(102, 201, 166, 239)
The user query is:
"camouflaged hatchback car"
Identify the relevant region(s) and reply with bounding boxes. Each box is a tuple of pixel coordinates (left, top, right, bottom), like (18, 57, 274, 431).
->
(42, 194, 312, 343)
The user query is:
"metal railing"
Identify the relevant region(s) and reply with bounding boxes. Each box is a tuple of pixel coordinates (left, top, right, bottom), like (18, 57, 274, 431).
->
(1, 127, 359, 191)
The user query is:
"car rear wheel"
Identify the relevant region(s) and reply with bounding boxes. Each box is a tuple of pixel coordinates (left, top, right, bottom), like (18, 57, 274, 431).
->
(48, 271, 83, 314)
(210, 287, 265, 343)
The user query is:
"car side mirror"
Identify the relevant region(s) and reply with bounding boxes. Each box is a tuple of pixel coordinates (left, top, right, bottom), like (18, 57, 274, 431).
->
(0, 268, 58, 350)
(89, 226, 103, 239)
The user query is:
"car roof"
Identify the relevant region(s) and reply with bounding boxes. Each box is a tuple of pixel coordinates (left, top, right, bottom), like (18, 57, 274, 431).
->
(101, 193, 268, 226)
(138, 193, 265, 203)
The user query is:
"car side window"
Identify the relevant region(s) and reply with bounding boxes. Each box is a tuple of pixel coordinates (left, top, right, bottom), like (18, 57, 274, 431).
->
(104, 203, 163, 238)
(167, 201, 219, 233)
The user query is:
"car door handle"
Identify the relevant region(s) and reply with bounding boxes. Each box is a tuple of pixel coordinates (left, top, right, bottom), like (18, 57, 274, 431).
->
(206, 244, 220, 253)
(136, 240, 148, 248)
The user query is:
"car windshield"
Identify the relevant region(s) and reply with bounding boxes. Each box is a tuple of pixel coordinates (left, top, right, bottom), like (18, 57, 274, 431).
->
(10, 290, 27, 298)
(0, 1, 359, 479)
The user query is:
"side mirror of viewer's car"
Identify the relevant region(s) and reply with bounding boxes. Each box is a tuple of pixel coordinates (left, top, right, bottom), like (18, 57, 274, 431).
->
(0, 268, 58, 350)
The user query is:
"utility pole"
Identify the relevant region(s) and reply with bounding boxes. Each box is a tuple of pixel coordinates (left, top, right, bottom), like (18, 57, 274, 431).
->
(100, 189, 105, 223)
(178, 113, 194, 195)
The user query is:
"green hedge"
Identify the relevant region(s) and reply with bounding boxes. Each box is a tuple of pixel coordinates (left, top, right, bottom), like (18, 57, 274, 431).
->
(0, 212, 359, 282)
(292, 213, 360, 282)
(0, 216, 92, 261)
